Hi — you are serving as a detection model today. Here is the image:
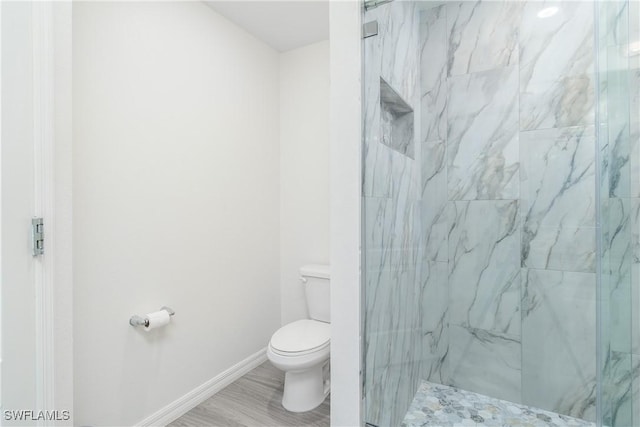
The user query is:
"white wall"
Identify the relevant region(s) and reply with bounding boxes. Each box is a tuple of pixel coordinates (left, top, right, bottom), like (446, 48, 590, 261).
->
(279, 41, 330, 325)
(1, 1, 37, 413)
(72, 3, 280, 425)
(329, 1, 363, 425)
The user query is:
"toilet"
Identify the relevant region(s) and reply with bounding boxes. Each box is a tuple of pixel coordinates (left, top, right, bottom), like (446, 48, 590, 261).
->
(267, 264, 330, 412)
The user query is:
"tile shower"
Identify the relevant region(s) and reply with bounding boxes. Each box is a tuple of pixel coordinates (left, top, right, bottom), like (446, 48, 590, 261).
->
(362, 1, 640, 426)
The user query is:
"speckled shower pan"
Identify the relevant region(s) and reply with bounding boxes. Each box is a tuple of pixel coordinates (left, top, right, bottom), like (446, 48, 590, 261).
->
(401, 381, 595, 427)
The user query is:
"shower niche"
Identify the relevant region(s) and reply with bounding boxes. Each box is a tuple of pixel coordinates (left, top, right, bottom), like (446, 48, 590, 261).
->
(380, 77, 414, 159)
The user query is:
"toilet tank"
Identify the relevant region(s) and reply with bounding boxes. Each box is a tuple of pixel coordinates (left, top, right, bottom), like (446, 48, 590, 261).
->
(300, 264, 330, 323)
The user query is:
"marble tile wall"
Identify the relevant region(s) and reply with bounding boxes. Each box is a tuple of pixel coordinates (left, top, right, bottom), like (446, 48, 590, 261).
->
(597, 1, 640, 426)
(365, 1, 638, 426)
(362, 2, 424, 426)
(418, 0, 598, 422)
(521, 269, 597, 420)
(629, 1, 640, 422)
(419, 4, 449, 393)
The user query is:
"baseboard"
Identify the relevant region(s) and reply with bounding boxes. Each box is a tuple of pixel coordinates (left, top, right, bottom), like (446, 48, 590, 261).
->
(135, 347, 268, 427)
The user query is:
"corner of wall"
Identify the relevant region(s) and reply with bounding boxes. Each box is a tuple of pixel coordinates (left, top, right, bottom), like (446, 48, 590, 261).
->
(279, 40, 331, 327)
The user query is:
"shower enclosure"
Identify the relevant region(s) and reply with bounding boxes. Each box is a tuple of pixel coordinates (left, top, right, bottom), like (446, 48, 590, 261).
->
(361, 1, 639, 426)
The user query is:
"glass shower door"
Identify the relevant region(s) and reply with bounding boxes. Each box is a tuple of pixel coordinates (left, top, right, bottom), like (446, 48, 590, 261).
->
(596, 1, 637, 426)
(362, 1, 640, 426)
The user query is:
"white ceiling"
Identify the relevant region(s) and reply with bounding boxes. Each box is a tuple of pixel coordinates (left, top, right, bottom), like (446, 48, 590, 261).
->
(205, 1, 329, 52)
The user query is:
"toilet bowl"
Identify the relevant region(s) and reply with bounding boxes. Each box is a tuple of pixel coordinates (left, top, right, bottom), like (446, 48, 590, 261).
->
(267, 319, 330, 412)
(267, 265, 331, 412)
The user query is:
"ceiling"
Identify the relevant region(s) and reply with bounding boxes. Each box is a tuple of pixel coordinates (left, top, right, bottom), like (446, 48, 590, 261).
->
(205, 1, 329, 52)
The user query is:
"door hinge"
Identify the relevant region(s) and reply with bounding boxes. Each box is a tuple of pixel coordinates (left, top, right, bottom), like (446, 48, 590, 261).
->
(32, 217, 44, 256)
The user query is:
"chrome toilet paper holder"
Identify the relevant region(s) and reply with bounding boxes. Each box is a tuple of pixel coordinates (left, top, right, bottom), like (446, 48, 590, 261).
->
(129, 306, 175, 327)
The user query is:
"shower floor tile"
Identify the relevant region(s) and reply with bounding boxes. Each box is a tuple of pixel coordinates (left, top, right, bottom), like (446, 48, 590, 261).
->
(401, 381, 595, 427)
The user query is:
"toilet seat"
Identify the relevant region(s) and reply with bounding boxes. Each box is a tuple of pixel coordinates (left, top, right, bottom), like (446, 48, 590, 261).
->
(270, 341, 330, 357)
(270, 319, 330, 356)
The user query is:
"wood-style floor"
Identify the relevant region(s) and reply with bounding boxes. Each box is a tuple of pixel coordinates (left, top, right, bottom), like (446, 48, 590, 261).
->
(168, 361, 330, 427)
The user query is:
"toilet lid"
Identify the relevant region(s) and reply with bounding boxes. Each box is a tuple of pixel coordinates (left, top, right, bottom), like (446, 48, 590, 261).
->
(270, 319, 330, 354)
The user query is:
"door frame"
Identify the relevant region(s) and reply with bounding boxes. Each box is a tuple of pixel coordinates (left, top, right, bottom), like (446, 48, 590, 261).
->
(34, 2, 74, 421)
(32, 1, 57, 413)
(1, 1, 73, 421)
